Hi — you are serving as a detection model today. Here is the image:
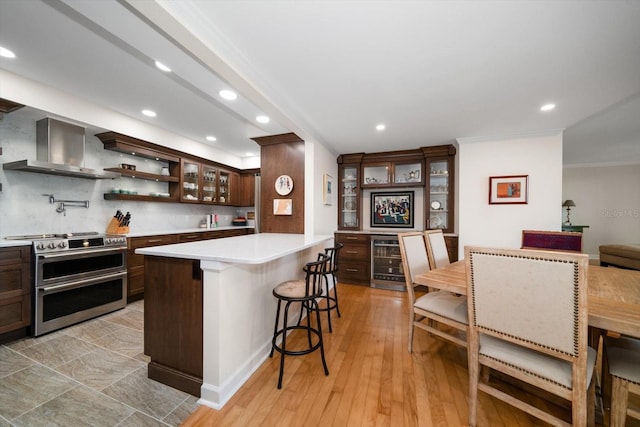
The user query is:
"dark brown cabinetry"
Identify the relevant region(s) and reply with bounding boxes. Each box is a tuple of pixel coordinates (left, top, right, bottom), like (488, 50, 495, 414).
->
(337, 154, 363, 230)
(422, 145, 456, 234)
(127, 235, 179, 301)
(144, 256, 202, 396)
(335, 233, 370, 285)
(98, 131, 257, 207)
(0, 246, 31, 341)
(337, 145, 456, 233)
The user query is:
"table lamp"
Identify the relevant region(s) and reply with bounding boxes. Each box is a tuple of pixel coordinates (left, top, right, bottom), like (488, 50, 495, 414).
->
(562, 200, 576, 225)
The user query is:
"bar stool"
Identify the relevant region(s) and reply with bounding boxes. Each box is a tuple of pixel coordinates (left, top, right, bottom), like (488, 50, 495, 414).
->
(270, 254, 330, 389)
(318, 243, 343, 333)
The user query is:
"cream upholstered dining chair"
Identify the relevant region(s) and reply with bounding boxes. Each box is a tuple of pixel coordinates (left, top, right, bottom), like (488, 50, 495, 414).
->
(465, 246, 596, 427)
(603, 335, 640, 426)
(398, 232, 467, 353)
(424, 229, 450, 269)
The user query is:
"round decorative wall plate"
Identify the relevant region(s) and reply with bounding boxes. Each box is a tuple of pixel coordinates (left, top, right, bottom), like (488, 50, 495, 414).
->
(275, 175, 293, 196)
(430, 200, 441, 210)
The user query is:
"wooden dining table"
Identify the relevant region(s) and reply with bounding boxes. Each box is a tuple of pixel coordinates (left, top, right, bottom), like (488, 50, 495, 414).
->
(414, 260, 640, 339)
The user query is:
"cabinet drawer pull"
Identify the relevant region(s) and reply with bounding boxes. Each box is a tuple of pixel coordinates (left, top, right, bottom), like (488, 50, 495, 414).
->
(346, 268, 359, 272)
(346, 237, 359, 240)
(183, 235, 198, 239)
(147, 239, 163, 243)
(346, 250, 359, 254)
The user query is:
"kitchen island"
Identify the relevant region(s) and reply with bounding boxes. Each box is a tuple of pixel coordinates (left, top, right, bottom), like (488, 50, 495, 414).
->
(136, 232, 333, 409)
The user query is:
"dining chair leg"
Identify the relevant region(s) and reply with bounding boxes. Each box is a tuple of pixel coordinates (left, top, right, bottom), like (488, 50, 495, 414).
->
(408, 313, 415, 353)
(610, 376, 629, 427)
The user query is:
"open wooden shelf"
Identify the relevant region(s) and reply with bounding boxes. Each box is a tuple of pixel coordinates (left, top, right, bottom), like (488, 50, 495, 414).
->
(103, 193, 178, 203)
(104, 168, 179, 182)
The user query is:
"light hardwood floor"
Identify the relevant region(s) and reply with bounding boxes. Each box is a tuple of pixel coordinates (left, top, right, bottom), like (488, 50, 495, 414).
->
(182, 283, 639, 427)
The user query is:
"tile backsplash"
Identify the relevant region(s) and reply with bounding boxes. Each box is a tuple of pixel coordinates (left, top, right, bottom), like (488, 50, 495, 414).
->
(0, 108, 249, 238)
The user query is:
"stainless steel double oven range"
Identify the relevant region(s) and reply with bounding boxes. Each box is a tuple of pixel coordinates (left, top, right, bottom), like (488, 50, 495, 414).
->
(9, 232, 128, 336)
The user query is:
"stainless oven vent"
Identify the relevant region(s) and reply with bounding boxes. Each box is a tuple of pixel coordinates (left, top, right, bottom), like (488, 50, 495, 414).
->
(3, 117, 120, 179)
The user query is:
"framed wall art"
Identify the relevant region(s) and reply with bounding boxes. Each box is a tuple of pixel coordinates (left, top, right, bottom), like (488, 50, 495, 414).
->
(273, 199, 292, 215)
(323, 174, 333, 205)
(371, 191, 414, 228)
(489, 175, 528, 204)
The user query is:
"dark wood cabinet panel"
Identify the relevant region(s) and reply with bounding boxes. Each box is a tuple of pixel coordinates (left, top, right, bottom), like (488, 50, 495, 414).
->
(144, 256, 203, 396)
(444, 235, 459, 263)
(0, 295, 30, 335)
(0, 246, 31, 340)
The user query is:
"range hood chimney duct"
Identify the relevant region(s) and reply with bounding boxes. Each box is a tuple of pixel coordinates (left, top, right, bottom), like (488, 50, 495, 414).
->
(3, 117, 120, 179)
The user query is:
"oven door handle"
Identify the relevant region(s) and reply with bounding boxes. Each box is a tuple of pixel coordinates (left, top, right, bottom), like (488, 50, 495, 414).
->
(39, 272, 127, 293)
(37, 247, 125, 259)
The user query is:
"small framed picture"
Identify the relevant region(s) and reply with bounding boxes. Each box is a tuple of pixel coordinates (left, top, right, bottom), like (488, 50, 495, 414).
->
(323, 174, 333, 205)
(273, 199, 292, 215)
(489, 175, 528, 204)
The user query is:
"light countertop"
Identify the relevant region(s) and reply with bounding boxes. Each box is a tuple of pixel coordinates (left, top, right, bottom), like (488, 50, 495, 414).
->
(126, 226, 253, 238)
(0, 240, 32, 248)
(136, 233, 333, 264)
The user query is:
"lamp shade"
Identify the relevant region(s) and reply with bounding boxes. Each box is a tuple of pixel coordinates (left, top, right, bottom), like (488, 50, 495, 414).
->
(562, 200, 576, 208)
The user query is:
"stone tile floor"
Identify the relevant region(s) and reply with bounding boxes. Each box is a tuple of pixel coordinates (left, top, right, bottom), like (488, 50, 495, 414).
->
(0, 300, 200, 426)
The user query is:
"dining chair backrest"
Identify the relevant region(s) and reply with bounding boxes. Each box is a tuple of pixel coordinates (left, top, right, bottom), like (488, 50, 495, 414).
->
(465, 246, 593, 426)
(424, 229, 450, 269)
(398, 232, 430, 299)
(466, 246, 588, 354)
(521, 229, 583, 252)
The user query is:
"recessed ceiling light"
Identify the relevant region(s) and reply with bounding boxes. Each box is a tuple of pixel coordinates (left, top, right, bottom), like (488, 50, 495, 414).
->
(155, 61, 171, 72)
(245, 152, 255, 157)
(540, 103, 556, 112)
(206, 135, 217, 142)
(142, 109, 156, 117)
(376, 124, 386, 131)
(256, 115, 270, 124)
(219, 90, 237, 100)
(0, 46, 16, 58)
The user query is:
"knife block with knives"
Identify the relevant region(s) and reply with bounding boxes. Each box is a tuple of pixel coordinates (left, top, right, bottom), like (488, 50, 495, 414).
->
(107, 210, 131, 234)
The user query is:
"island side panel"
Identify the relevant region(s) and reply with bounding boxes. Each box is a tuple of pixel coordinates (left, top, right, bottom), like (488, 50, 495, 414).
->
(144, 256, 203, 396)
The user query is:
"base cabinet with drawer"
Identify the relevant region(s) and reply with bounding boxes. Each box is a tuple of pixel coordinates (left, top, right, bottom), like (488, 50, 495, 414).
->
(128, 228, 254, 301)
(335, 233, 370, 285)
(128, 235, 179, 301)
(0, 246, 32, 342)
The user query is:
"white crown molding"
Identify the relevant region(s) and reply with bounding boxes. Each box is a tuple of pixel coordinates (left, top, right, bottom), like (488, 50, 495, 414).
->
(456, 129, 565, 145)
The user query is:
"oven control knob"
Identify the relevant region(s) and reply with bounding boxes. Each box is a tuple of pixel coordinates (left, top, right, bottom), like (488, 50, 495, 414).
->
(36, 242, 46, 250)
(48, 242, 57, 249)
(58, 241, 67, 249)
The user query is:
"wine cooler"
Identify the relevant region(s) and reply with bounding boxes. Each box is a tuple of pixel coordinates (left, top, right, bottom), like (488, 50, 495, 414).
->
(370, 236, 406, 291)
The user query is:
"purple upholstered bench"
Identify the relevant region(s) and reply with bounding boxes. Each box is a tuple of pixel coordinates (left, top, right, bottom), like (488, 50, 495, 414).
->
(521, 230, 583, 253)
(599, 244, 640, 271)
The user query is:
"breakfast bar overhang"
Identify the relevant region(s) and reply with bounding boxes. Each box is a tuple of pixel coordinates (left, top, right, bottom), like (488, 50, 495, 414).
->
(136, 233, 333, 409)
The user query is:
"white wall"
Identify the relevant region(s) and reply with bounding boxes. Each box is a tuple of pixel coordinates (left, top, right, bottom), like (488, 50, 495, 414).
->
(306, 138, 338, 236)
(457, 131, 564, 257)
(0, 98, 245, 237)
(563, 164, 640, 256)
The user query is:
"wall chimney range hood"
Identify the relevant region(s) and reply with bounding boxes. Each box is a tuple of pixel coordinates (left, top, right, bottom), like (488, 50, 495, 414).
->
(3, 118, 120, 179)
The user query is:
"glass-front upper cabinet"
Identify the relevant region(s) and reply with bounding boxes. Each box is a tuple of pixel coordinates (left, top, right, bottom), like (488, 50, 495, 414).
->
(362, 163, 390, 187)
(362, 160, 424, 187)
(218, 170, 231, 204)
(181, 159, 200, 203)
(202, 166, 217, 203)
(393, 161, 423, 185)
(427, 157, 453, 232)
(339, 164, 360, 229)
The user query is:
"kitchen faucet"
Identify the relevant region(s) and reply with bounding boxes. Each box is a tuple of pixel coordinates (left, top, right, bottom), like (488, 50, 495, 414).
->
(42, 194, 90, 215)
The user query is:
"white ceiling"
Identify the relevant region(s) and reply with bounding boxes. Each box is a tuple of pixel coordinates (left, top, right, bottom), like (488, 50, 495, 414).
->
(1, 0, 639, 165)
